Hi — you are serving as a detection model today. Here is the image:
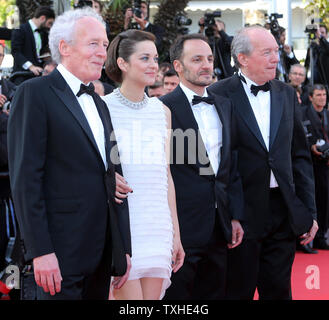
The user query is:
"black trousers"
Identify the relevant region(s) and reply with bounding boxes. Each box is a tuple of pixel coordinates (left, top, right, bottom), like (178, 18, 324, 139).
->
(164, 215, 227, 300)
(226, 188, 296, 300)
(313, 163, 329, 240)
(36, 245, 111, 300)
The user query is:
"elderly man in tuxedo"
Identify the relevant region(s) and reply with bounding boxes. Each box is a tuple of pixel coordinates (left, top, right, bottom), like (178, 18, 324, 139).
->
(208, 26, 318, 300)
(8, 8, 131, 300)
(159, 33, 244, 300)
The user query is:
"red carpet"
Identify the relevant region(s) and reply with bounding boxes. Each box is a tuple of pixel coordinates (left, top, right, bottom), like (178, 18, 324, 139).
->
(254, 250, 329, 300)
(291, 250, 329, 300)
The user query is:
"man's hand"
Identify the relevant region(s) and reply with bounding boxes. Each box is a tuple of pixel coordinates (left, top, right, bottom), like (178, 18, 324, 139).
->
(228, 219, 244, 249)
(115, 172, 133, 204)
(111, 254, 131, 289)
(33, 252, 62, 296)
(0, 94, 7, 108)
(283, 44, 292, 55)
(29, 65, 43, 76)
(300, 220, 318, 245)
(311, 144, 323, 157)
(134, 13, 147, 30)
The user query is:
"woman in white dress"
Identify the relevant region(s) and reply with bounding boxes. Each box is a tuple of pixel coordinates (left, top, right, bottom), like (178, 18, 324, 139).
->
(102, 30, 185, 300)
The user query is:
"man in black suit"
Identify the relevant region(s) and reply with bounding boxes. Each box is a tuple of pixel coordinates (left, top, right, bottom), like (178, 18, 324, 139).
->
(301, 84, 329, 250)
(160, 33, 244, 300)
(0, 44, 16, 109)
(11, 6, 55, 76)
(8, 8, 131, 300)
(276, 26, 299, 82)
(208, 26, 318, 300)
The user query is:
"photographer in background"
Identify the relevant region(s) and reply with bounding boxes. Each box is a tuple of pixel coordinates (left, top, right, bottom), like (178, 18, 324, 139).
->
(276, 26, 299, 82)
(11, 6, 55, 76)
(199, 14, 234, 80)
(0, 42, 17, 299)
(288, 64, 311, 106)
(123, 1, 164, 53)
(0, 43, 16, 112)
(302, 84, 329, 250)
(305, 24, 329, 90)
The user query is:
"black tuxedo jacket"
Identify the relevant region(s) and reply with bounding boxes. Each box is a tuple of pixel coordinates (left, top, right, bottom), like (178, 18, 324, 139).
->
(1, 77, 16, 101)
(160, 86, 244, 247)
(11, 22, 47, 72)
(301, 105, 329, 156)
(8, 69, 131, 276)
(208, 75, 316, 239)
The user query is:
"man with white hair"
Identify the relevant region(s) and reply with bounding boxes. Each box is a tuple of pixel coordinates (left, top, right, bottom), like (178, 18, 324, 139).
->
(209, 26, 318, 300)
(7, 8, 131, 300)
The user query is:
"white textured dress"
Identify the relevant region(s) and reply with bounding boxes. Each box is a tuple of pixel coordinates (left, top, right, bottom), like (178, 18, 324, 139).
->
(102, 88, 173, 299)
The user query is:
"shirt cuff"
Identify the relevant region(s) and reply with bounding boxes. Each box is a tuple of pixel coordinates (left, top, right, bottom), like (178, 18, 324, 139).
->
(22, 61, 32, 70)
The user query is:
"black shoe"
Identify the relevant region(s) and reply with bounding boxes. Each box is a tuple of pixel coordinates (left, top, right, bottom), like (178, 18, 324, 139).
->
(313, 239, 329, 250)
(300, 244, 318, 254)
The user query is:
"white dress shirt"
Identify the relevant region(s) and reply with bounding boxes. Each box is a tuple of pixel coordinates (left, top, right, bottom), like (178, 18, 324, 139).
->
(239, 71, 279, 188)
(180, 83, 222, 175)
(57, 64, 107, 167)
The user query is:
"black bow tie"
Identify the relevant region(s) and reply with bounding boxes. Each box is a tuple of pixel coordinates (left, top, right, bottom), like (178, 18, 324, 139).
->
(192, 95, 215, 105)
(239, 73, 271, 96)
(250, 83, 271, 96)
(77, 83, 96, 97)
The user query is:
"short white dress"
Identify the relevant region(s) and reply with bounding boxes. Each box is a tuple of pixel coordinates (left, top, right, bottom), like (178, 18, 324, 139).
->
(102, 88, 173, 299)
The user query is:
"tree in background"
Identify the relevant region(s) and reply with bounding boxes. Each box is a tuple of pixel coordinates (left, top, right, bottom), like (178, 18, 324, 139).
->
(153, 0, 189, 62)
(305, 0, 329, 27)
(104, 0, 190, 62)
(103, 0, 129, 42)
(0, 0, 15, 26)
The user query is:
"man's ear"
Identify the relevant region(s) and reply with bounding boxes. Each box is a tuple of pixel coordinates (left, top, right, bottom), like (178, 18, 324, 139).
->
(237, 53, 248, 68)
(173, 59, 182, 74)
(117, 57, 128, 72)
(58, 39, 70, 58)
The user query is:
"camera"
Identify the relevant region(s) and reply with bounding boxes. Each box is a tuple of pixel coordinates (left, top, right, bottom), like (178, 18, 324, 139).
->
(305, 19, 322, 41)
(200, 11, 221, 38)
(265, 13, 283, 40)
(175, 15, 192, 27)
(132, 0, 142, 18)
(73, 0, 92, 9)
(174, 13, 192, 35)
(316, 139, 329, 160)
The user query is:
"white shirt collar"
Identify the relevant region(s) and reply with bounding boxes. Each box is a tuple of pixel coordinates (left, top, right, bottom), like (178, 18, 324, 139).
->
(238, 70, 259, 88)
(57, 64, 88, 96)
(179, 82, 208, 106)
(29, 19, 38, 32)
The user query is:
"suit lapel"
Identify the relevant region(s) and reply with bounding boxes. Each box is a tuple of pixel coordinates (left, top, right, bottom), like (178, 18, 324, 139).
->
(229, 75, 267, 151)
(170, 86, 199, 132)
(170, 86, 213, 174)
(49, 69, 105, 167)
(269, 80, 284, 149)
(26, 23, 38, 62)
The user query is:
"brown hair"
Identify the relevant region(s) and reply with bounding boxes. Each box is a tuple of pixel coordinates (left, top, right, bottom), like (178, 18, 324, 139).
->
(169, 33, 209, 63)
(105, 29, 156, 83)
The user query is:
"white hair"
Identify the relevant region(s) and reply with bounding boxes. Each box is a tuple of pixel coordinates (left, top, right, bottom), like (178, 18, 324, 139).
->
(49, 7, 105, 64)
(231, 25, 266, 69)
